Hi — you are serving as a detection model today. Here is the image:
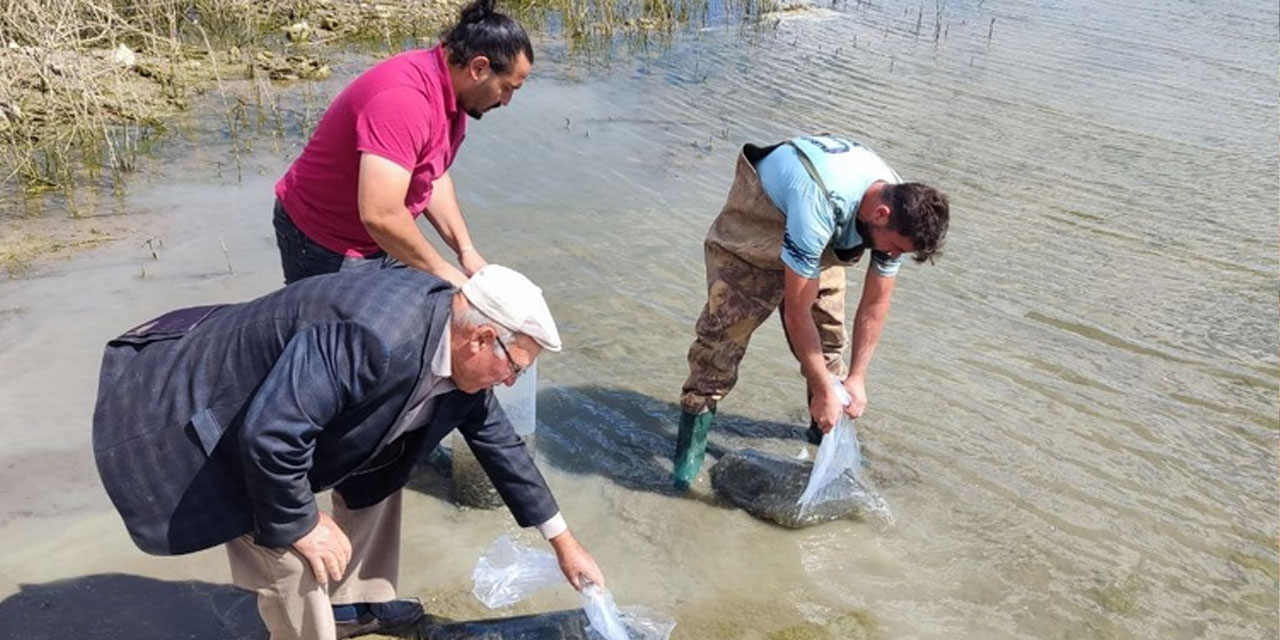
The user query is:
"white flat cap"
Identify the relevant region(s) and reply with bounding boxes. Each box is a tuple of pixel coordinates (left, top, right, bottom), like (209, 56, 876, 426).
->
(460, 265, 562, 352)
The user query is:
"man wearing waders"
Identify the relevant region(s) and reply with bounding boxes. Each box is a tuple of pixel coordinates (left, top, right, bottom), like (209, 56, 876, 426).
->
(673, 135, 951, 491)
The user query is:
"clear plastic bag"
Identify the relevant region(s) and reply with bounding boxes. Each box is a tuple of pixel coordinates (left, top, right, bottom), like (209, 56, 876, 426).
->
(471, 536, 676, 639)
(797, 383, 893, 523)
(581, 583, 676, 640)
(581, 583, 629, 640)
(617, 606, 677, 640)
(471, 534, 564, 608)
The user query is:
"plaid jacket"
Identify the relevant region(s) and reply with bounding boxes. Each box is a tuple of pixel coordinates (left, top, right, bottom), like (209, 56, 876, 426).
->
(92, 268, 558, 555)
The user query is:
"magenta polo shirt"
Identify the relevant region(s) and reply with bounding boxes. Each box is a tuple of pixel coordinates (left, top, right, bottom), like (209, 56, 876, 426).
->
(275, 46, 467, 257)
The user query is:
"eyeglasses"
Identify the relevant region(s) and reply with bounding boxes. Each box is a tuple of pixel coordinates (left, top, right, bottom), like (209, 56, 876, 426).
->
(493, 335, 527, 380)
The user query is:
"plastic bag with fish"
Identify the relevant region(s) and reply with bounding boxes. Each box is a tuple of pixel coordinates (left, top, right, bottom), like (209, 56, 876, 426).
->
(471, 535, 675, 640)
(796, 383, 888, 521)
(581, 583, 675, 640)
(711, 384, 893, 527)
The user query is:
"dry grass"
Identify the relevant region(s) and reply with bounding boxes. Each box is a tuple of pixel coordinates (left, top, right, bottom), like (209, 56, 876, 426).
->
(508, 0, 712, 62)
(0, 0, 742, 197)
(0, 0, 464, 197)
(0, 0, 471, 271)
(0, 0, 760, 219)
(0, 0, 263, 193)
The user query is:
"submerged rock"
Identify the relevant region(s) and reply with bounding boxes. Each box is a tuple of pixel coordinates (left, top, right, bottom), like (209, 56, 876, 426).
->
(710, 449, 891, 528)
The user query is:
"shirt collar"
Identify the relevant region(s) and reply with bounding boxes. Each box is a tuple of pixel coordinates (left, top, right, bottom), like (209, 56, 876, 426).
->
(430, 320, 451, 379)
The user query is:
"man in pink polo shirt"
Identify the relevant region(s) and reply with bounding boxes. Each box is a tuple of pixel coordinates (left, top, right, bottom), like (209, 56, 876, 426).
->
(273, 0, 532, 288)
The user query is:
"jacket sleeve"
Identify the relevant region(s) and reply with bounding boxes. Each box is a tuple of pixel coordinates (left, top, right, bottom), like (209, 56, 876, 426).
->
(238, 322, 391, 548)
(458, 391, 559, 527)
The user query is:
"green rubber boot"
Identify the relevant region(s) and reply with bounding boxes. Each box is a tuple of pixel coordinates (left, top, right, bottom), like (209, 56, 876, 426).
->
(672, 409, 715, 491)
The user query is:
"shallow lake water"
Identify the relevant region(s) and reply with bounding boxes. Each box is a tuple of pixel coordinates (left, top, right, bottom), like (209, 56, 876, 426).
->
(0, 0, 1276, 638)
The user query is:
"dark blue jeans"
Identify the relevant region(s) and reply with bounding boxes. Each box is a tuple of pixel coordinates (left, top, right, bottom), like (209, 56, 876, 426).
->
(272, 200, 403, 284)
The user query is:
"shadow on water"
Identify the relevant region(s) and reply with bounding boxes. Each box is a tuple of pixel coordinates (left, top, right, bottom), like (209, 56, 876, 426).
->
(0, 573, 266, 640)
(533, 385, 811, 493)
(404, 385, 811, 506)
(0, 389, 867, 639)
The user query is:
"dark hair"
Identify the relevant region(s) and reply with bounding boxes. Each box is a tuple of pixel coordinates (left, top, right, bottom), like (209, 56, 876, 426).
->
(886, 182, 950, 263)
(441, 0, 533, 75)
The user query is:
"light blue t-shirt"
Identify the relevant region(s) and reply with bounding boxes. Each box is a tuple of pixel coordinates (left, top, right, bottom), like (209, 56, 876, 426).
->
(756, 135, 904, 279)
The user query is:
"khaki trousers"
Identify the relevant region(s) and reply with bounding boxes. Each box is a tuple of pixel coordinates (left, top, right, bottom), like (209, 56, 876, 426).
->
(681, 149, 851, 414)
(226, 491, 402, 640)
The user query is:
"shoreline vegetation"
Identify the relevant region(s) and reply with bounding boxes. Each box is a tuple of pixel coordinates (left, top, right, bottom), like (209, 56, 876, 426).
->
(0, 0, 467, 274)
(0, 0, 765, 275)
(0, 0, 758, 195)
(0, 0, 469, 197)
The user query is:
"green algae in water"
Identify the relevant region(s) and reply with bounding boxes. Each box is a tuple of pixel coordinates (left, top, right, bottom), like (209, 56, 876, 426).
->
(766, 609, 879, 640)
(1089, 570, 1143, 615)
(767, 624, 830, 640)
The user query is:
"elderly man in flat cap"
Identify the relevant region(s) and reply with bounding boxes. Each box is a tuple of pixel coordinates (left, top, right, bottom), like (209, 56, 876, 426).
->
(92, 266, 603, 640)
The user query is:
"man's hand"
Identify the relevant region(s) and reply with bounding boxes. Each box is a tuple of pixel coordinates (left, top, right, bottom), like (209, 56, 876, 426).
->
(548, 529, 604, 591)
(437, 263, 470, 288)
(291, 511, 352, 586)
(809, 382, 845, 434)
(458, 247, 488, 277)
(842, 376, 868, 419)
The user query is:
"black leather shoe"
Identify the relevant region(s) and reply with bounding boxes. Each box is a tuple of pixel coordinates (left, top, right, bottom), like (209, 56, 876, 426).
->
(334, 598, 424, 639)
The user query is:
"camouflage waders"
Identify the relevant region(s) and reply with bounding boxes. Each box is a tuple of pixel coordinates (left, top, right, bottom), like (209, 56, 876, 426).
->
(674, 144, 855, 489)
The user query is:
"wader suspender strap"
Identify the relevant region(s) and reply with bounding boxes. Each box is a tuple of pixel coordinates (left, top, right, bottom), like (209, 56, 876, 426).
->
(786, 141, 831, 199)
(785, 141, 851, 244)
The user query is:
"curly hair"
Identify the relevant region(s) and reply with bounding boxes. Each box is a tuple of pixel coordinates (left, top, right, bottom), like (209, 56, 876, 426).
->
(441, 0, 533, 75)
(886, 182, 950, 263)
